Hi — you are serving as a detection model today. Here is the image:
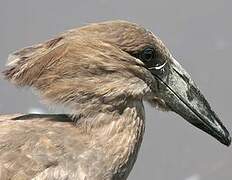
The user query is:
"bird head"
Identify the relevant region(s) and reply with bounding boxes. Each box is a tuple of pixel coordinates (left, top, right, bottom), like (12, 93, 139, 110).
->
(3, 20, 231, 146)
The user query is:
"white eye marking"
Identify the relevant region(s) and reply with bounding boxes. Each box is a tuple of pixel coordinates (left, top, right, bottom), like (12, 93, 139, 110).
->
(148, 60, 167, 70)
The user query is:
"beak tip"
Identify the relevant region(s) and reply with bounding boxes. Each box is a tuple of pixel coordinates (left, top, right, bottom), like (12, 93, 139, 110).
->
(221, 130, 231, 146)
(224, 135, 231, 147)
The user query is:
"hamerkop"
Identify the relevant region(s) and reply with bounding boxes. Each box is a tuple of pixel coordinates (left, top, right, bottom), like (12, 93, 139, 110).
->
(1, 20, 231, 180)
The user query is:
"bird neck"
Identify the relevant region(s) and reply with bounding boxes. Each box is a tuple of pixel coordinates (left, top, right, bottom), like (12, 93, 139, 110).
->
(77, 98, 145, 179)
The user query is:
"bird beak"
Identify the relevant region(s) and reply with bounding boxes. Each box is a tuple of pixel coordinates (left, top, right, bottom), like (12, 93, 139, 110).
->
(150, 57, 231, 146)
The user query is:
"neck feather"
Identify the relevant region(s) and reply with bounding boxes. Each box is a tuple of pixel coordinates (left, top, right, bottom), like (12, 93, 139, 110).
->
(75, 98, 145, 179)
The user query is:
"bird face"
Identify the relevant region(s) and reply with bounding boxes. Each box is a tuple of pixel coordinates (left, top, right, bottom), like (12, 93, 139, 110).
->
(134, 44, 231, 146)
(110, 22, 231, 146)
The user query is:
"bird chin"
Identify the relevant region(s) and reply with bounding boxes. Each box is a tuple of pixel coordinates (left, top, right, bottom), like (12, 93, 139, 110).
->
(146, 96, 170, 112)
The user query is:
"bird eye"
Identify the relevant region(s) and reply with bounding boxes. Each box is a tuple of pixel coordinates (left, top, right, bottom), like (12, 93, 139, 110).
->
(140, 47, 155, 62)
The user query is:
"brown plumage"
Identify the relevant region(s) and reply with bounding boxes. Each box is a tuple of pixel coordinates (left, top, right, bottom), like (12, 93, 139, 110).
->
(1, 20, 230, 180)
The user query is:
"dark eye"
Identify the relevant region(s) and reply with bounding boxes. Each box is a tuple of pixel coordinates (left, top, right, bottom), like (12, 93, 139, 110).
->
(140, 47, 155, 62)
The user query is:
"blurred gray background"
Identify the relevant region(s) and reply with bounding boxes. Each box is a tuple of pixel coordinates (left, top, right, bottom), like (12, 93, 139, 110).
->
(0, 0, 231, 180)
